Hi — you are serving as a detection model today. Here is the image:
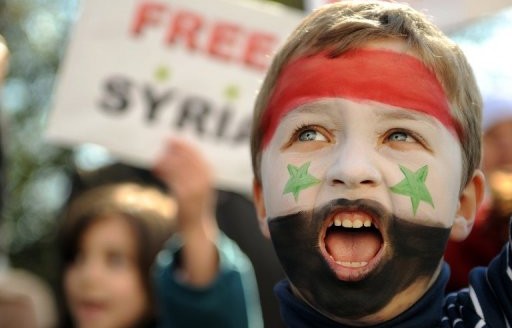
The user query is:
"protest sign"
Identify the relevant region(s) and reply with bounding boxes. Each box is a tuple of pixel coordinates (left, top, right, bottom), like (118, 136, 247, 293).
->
(46, 0, 303, 193)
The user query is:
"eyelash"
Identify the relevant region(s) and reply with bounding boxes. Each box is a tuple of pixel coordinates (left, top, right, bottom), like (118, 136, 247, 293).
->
(281, 123, 330, 148)
(293, 124, 329, 140)
(284, 124, 429, 150)
(385, 128, 427, 146)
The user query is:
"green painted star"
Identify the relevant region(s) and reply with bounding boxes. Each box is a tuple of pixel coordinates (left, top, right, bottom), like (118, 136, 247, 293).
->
(390, 165, 434, 215)
(224, 84, 240, 101)
(283, 162, 321, 201)
(154, 65, 171, 82)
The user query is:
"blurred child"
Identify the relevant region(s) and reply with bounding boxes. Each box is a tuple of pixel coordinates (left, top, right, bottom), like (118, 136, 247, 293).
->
(250, 1, 511, 326)
(58, 139, 262, 328)
(58, 182, 175, 328)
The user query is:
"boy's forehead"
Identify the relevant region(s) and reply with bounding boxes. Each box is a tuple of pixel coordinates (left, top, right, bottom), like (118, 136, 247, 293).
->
(260, 47, 459, 149)
(284, 100, 440, 126)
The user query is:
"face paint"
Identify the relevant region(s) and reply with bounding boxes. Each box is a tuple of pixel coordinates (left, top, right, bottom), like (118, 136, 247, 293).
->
(260, 48, 458, 149)
(390, 165, 434, 216)
(283, 162, 321, 201)
(268, 198, 450, 321)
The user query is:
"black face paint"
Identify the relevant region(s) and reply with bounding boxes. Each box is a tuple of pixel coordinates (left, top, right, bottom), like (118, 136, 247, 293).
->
(268, 198, 450, 321)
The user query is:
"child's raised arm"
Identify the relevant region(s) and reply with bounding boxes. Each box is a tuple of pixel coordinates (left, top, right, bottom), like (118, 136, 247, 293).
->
(152, 138, 263, 328)
(153, 138, 219, 286)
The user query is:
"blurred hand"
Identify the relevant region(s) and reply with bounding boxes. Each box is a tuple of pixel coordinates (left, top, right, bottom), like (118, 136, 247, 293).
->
(153, 138, 219, 285)
(153, 138, 216, 228)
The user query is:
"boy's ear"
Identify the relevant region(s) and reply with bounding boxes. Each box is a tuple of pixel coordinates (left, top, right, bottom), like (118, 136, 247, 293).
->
(253, 179, 270, 238)
(450, 169, 486, 241)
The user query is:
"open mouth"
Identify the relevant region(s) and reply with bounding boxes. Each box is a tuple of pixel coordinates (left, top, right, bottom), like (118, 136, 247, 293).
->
(320, 210, 384, 281)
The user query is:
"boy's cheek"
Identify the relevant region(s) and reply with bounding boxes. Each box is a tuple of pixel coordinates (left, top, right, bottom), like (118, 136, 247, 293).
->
(260, 152, 326, 217)
(263, 185, 322, 217)
(389, 170, 460, 227)
(390, 194, 439, 224)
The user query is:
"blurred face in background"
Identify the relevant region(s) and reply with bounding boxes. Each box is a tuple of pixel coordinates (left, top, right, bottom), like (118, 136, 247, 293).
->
(64, 214, 148, 328)
(482, 120, 512, 175)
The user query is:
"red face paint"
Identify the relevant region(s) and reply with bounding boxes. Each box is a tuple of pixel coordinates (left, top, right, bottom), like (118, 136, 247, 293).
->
(260, 48, 458, 148)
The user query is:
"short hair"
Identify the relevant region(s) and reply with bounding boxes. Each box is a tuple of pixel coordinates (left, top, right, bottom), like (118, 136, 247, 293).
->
(251, 1, 481, 190)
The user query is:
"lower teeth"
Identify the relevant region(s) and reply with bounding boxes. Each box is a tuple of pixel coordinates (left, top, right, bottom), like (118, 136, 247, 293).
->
(335, 261, 368, 268)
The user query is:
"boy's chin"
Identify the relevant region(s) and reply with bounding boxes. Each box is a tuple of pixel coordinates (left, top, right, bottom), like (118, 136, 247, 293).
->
(268, 198, 451, 321)
(295, 275, 438, 326)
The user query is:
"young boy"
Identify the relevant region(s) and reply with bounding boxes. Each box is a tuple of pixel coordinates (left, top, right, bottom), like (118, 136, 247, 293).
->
(250, 1, 511, 327)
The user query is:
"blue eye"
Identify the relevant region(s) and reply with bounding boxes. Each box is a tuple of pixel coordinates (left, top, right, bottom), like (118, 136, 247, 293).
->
(298, 129, 327, 142)
(387, 131, 411, 142)
(299, 130, 316, 141)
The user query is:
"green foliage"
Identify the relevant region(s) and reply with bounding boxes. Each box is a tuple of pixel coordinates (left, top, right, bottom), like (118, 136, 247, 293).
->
(0, 0, 76, 287)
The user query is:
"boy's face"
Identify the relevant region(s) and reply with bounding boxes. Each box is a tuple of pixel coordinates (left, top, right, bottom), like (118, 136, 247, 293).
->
(253, 42, 482, 324)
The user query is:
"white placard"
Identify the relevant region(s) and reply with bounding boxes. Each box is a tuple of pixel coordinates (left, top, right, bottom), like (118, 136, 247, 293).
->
(46, 0, 304, 193)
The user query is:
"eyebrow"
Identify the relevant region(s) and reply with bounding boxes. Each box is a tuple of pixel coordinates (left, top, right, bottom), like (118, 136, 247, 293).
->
(286, 101, 340, 118)
(374, 108, 438, 126)
(289, 101, 439, 125)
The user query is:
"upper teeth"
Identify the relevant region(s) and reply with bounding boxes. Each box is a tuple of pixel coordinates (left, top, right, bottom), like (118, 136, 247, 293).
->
(329, 215, 373, 228)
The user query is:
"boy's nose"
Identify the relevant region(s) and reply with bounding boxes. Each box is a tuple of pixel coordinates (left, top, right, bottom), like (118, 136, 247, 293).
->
(325, 143, 382, 189)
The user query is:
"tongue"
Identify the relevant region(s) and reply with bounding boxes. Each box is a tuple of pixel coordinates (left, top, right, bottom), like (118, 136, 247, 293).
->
(325, 230, 381, 262)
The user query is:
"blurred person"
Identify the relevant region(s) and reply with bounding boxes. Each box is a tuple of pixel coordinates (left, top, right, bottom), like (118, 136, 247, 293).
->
(445, 94, 512, 290)
(0, 34, 58, 328)
(0, 268, 58, 328)
(57, 138, 262, 328)
(481, 95, 512, 174)
(70, 153, 284, 327)
(58, 182, 175, 328)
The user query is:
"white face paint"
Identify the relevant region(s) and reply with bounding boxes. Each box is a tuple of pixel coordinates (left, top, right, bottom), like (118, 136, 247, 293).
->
(253, 38, 482, 324)
(260, 98, 463, 228)
(258, 98, 467, 323)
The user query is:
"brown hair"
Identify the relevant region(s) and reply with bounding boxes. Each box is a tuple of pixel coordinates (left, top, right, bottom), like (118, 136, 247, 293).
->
(58, 182, 177, 327)
(251, 1, 482, 190)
